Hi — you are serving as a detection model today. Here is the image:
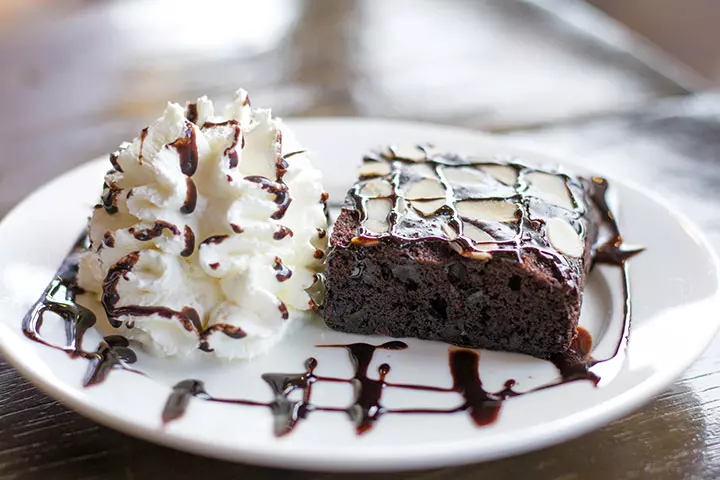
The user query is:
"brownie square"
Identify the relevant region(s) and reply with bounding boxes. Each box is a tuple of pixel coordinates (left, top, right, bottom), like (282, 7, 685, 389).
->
(323, 145, 600, 358)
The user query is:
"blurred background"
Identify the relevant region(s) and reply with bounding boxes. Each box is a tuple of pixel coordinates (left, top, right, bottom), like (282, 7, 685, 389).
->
(1, 0, 715, 219)
(2, 1, 720, 478)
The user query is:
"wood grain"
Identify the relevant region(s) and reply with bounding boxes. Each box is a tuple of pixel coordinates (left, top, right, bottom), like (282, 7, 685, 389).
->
(0, 0, 715, 478)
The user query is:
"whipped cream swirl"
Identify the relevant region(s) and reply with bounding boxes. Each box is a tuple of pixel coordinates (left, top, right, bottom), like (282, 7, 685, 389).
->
(78, 89, 328, 358)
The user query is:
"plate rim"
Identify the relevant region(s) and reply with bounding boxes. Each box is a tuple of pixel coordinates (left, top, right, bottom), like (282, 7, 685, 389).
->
(0, 117, 718, 471)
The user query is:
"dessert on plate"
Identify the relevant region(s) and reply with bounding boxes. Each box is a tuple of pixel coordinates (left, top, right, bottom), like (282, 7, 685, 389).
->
(77, 88, 328, 359)
(323, 145, 601, 358)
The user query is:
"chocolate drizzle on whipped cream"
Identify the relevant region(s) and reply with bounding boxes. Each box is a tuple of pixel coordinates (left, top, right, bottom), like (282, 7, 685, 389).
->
(129, 221, 179, 241)
(101, 183, 121, 215)
(101, 251, 204, 333)
(73, 89, 328, 359)
(171, 123, 199, 177)
(244, 176, 292, 220)
(202, 120, 242, 168)
(181, 225, 195, 257)
(185, 103, 198, 125)
(198, 324, 247, 353)
(273, 226, 293, 240)
(181, 177, 197, 214)
(273, 257, 292, 282)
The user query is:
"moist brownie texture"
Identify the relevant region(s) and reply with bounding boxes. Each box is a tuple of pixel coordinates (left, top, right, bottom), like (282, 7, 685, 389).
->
(323, 145, 601, 358)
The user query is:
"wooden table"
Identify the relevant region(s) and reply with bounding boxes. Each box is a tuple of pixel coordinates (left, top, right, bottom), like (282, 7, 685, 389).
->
(0, 1, 718, 478)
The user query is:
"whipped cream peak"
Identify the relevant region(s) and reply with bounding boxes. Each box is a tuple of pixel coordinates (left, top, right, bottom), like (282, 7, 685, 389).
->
(79, 88, 328, 358)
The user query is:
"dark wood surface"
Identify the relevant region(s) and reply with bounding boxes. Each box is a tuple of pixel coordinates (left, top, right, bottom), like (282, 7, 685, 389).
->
(0, 1, 718, 478)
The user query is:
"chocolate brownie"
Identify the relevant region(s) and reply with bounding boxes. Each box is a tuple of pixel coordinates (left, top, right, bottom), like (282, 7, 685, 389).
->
(323, 145, 602, 358)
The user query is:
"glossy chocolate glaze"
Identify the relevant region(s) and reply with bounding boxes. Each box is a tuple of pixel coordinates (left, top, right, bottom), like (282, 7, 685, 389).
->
(339, 147, 594, 290)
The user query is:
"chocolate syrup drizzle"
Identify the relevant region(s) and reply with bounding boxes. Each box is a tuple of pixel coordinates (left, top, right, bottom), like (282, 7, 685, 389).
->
(21, 238, 140, 387)
(22, 195, 633, 436)
(160, 332, 595, 436)
(21, 141, 639, 436)
(84, 109, 321, 342)
(22, 164, 637, 437)
(341, 147, 596, 289)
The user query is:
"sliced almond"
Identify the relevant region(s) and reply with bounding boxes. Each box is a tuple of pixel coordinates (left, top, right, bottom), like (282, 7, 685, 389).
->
(360, 179, 394, 197)
(405, 178, 445, 200)
(441, 222, 459, 240)
(382, 145, 426, 162)
(525, 171, 574, 210)
(463, 250, 492, 260)
(411, 199, 447, 216)
(450, 241, 492, 261)
(463, 223, 498, 250)
(404, 163, 437, 178)
(546, 217, 583, 257)
(441, 166, 487, 186)
(482, 165, 518, 186)
(363, 198, 392, 234)
(359, 160, 391, 178)
(456, 200, 519, 222)
(396, 197, 408, 215)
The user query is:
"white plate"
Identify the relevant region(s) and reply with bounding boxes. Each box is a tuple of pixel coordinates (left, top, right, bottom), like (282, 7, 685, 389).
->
(0, 118, 718, 472)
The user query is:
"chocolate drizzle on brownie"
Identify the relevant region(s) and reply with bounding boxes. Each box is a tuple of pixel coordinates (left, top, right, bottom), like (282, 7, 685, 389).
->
(340, 147, 588, 290)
